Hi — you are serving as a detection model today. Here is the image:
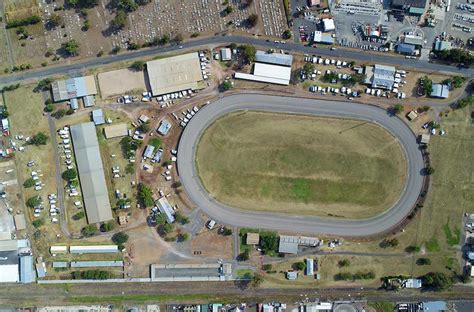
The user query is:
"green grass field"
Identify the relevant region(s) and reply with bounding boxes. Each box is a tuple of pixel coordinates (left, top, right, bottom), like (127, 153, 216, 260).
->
(196, 111, 407, 219)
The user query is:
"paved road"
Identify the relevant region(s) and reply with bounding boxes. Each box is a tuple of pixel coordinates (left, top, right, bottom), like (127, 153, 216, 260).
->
(0, 35, 472, 87)
(177, 94, 425, 237)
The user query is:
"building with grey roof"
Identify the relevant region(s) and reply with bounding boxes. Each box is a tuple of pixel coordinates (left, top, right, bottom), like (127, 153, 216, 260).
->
(434, 41, 451, 51)
(279, 235, 321, 254)
(397, 43, 417, 55)
(52, 262, 68, 268)
(157, 119, 172, 136)
(51, 76, 97, 102)
(70, 261, 124, 268)
(70, 122, 113, 224)
(83, 95, 95, 107)
(19, 255, 35, 283)
(256, 51, 293, 66)
(70, 98, 79, 110)
(156, 197, 175, 224)
(220, 48, 232, 61)
(92, 109, 105, 125)
(143, 145, 155, 159)
(365, 64, 396, 90)
(430, 84, 449, 98)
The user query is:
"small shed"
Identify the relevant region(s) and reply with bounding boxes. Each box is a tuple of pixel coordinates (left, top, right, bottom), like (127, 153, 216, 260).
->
(139, 114, 150, 124)
(420, 134, 430, 144)
(407, 110, 418, 121)
(52, 262, 68, 268)
(306, 258, 314, 276)
(70, 98, 79, 110)
(246, 233, 260, 245)
(83, 95, 95, 107)
(143, 145, 155, 158)
(157, 119, 172, 136)
(220, 48, 232, 61)
(1, 118, 9, 130)
(50, 245, 68, 255)
(286, 271, 298, 280)
(14, 214, 27, 231)
(92, 109, 105, 125)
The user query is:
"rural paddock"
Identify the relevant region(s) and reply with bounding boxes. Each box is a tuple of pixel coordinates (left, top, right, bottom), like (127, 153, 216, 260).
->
(196, 111, 407, 219)
(177, 94, 425, 237)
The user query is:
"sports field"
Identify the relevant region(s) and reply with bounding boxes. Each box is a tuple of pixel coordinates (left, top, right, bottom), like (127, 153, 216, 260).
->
(196, 111, 407, 219)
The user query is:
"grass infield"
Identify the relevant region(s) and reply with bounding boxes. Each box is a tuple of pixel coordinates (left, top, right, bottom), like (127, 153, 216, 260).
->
(196, 111, 407, 219)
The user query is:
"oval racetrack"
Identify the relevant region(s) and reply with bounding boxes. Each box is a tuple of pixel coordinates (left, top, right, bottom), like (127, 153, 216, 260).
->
(177, 94, 425, 237)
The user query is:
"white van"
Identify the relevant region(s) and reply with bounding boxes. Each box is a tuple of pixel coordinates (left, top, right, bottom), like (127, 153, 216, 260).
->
(207, 220, 216, 230)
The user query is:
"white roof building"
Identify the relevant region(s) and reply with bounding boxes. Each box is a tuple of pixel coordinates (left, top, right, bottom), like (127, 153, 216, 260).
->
(146, 53, 203, 96)
(322, 18, 335, 32)
(234, 63, 292, 85)
(220, 48, 232, 61)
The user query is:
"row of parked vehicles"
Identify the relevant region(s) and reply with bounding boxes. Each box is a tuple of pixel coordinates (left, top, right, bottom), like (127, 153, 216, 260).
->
(304, 55, 352, 68)
(177, 106, 200, 128)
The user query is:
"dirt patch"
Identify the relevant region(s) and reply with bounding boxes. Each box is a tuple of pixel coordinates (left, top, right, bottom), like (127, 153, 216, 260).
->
(190, 228, 233, 259)
(98, 68, 148, 99)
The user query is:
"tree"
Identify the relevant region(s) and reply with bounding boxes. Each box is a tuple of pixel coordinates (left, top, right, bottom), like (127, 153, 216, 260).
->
(338, 259, 351, 267)
(239, 249, 250, 261)
(155, 213, 167, 225)
(240, 44, 256, 63)
(53, 108, 66, 119)
(392, 104, 404, 114)
(82, 224, 98, 237)
(125, 163, 135, 174)
(293, 261, 306, 271)
(252, 273, 264, 287)
(174, 33, 184, 43)
(175, 212, 190, 225)
(247, 14, 258, 28)
(421, 76, 433, 96)
(138, 183, 154, 207)
(111, 10, 127, 29)
(112, 232, 129, 245)
(62, 40, 80, 56)
(67, 0, 99, 9)
(138, 122, 150, 133)
(282, 29, 292, 39)
(62, 168, 77, 181)
(262, 264, 272, 271)
(178, 232, 189, 242)
(23, 178, 35, 188)
(422, 272, 453, 291)
(222, 227, 232, 236)
(26, 196, 41, 208)
(30, 132, 49, 145)
(334, 272, 353, 280)
(425, 166, 435, 175)
(101, 221, 115, 232)
(260, 231, 278, 254)
(303, 62, 315, 74)
(405, 245, 420, 253)
(452, 76, 465, 88)
(223, 6, 233, 16)
(32, 219, 44, 228)
(222, 80, 233, 91)
(457, 96, 474, 109)
(48, 14, 63, 28)
(44, 103, 54, 112)
(159, 34, 170, 45)
(72, 211, 85, 220)
(437, 48, 474, 66)
(163, 223, 174, 234)
(416, 257, 431, 266)
(130, 60, 145, 71)
(380, 238, 399, 248)
(35, 78, 53, 92)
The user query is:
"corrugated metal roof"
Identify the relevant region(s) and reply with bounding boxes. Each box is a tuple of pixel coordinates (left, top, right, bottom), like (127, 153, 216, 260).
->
(313, 31, 334, 44)
(256, 51, 293, 67)
(70, 260, 124, 268)
(19, 255, 35, 283)
(52, 262, 68, 268)
(83, 95, 95, 107)
(70, 245, 118, 254)
(143, 145, 155, 158)
(70, 122, 113, 224)
(51, 76, 97, 102)
(157, 197, 175, 223)
(70, 98, 79, 110)
(234, 73, 290, 85)
(157, 119, 172, 135)
(397, 43, 416, 54)
(431, 84, 449, 98)
(278, 241, 298, 254)
(92, 109, 105, 125)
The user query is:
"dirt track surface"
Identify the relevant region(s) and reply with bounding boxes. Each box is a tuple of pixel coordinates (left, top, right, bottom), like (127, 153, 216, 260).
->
(177, 94, 425, 237)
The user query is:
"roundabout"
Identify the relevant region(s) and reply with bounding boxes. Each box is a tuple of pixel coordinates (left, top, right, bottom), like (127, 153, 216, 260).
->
(177, 94, 425, 237)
